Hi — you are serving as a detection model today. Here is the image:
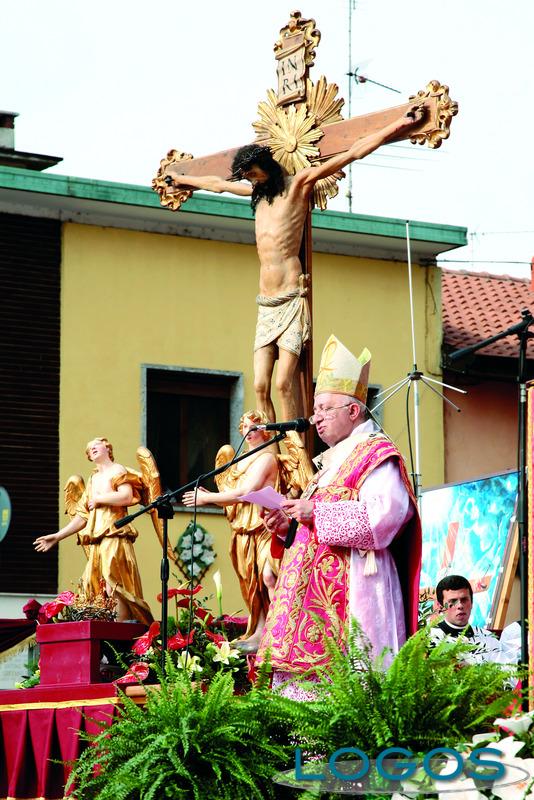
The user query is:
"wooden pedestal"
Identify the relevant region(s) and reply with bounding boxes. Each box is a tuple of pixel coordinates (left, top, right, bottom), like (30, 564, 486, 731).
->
(36, 620, 146, 686)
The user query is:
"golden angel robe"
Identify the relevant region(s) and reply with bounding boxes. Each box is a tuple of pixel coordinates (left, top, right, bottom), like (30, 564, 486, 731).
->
(76, 470, 153, 625)
(217, 453, 281, 639)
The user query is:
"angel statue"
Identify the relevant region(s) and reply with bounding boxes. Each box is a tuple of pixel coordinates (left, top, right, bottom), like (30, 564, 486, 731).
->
(34, 437, 171, 626)
(182, 410, 314, 652)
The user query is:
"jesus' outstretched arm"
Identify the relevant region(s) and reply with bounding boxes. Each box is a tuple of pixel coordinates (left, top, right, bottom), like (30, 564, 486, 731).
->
(163, 170, 253, 197)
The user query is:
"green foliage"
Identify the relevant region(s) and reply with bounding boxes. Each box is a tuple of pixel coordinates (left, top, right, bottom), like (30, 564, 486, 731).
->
(15, 645, 40, 689)
(291, 622, 519, 758)
(66, 621, 521, 800)
(66, 657, 301, 800)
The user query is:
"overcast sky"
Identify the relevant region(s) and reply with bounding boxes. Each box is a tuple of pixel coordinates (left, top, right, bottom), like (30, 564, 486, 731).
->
(4, 0, 533, 279)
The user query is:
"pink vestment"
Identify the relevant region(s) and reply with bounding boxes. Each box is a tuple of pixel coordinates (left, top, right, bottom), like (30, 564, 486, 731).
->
(256, 424, 421, 675)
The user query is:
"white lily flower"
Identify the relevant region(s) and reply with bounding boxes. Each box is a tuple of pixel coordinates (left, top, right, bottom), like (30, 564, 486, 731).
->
(471, 732, 500, 746)
(175, 652, 203, 674)
(492, 757, 534, 800)
(213, 569, 223, 617)
(494, 713, 534, 736)
(437, 775, 487, 800)
(212, 640, 240, 665)
(213, 569, 222, 594)
(431, 756, 487, 800)
(489, 735, 526, 760)
(398, 778, 427, 797)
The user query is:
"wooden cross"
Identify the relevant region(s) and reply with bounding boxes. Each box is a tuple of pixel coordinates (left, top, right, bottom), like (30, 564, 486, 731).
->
(153, 11, 457, 446)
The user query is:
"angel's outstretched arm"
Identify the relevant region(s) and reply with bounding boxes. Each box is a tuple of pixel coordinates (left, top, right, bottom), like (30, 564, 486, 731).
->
(182, 452, 278, 508)
(33, 515, 86, 552)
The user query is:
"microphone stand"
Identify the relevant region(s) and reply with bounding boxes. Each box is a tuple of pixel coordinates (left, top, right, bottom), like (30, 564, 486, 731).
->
(370, 221, 466, 505)
(447, 308, 534, 692)
(115, 430, 288, 675)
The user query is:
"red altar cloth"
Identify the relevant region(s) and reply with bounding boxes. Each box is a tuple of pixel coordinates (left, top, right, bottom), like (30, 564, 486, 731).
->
(0, 684, 120, 800)
(0, 621, 147, 799)
(0, 619, 36, 653)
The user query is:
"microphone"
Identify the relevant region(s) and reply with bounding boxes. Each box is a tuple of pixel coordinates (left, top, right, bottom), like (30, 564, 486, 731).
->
(249, 418, 310, 433)
(284, 518, 298, 549)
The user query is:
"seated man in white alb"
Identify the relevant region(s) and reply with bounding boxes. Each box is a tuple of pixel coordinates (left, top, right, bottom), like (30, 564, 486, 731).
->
(428, 574, 506, 664)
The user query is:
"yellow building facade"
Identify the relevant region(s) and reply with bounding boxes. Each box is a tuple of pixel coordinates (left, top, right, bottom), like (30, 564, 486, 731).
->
(0, 167, 466, 618)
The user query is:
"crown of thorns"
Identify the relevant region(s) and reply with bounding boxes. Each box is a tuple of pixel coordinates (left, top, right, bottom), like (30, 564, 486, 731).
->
(231, 144, 275, 179)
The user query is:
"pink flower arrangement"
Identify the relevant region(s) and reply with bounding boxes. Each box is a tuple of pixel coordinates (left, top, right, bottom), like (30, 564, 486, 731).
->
(36, 591, 76, 624)
(115, 662, 151, 685)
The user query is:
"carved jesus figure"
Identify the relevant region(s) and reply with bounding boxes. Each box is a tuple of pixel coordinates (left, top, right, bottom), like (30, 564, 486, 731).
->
(164, 105, 424, 422)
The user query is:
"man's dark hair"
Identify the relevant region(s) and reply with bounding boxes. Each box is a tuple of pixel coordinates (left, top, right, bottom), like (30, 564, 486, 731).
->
(230, 144, 285, 213)
(435, 574, 473, 606)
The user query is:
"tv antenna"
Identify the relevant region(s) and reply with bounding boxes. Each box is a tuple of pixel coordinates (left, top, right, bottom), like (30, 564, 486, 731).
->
(370, 221, 467, 505)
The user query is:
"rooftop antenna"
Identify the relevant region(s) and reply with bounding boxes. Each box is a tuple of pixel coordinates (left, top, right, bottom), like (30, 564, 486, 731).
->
(345, 1, 403, 212)
(346, 0, 356, 213)
(371, 221, 466, 506)
(351, 69, 402, 95)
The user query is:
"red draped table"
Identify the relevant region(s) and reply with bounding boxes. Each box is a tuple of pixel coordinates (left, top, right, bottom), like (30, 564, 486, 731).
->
(0, 621, 145, 800)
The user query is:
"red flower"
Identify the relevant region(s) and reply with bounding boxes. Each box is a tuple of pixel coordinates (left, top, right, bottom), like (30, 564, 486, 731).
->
(132, 621, 160, 655)
(22, 598, 42, 620)
(222, 615, 247, 626)
(115, 662, 150, 685)
(56, 591, 76, 605)
(167, 630, 195, 650)
(37, 600, 67, 623)
(156, 588, 182, 603)
(247, 658, 257, 686)
(205, 630, 226, 644)
(176, 585, 202, 596)
(194, 607, 214, 625)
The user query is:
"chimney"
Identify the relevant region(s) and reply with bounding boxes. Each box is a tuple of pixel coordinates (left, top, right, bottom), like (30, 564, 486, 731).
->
(0, 109, 62, 171)
(0, 111, 17, 149)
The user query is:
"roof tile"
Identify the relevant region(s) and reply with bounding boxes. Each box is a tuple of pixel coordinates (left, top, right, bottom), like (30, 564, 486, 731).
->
(442, 269, 534, 358)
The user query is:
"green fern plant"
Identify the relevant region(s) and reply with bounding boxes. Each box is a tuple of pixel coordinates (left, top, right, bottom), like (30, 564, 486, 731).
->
(66, 656, 302, 800)
(292, 621, 520, 760)
(65, 623, 520, 800)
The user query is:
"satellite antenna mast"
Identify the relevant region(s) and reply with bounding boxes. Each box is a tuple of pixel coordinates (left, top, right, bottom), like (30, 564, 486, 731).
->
(347, 0, 356, 213)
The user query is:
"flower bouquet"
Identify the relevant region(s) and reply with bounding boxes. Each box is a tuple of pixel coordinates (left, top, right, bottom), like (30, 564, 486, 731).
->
(116, 577, 250, 692)
(31, 582, 117, 624)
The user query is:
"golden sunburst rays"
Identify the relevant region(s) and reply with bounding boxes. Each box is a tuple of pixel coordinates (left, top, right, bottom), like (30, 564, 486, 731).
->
(312, 171, 345, 211)
(306, 77, 345, 209)
(152, 149, 194, 211)
(306, 76, 344, 127)
(409, 80, 458, 149)
(253, 77, 346, 208)
(253, 89, 322, 174)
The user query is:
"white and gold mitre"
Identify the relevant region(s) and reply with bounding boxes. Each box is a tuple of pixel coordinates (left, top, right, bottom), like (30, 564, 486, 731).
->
(315, 334, 371, 404)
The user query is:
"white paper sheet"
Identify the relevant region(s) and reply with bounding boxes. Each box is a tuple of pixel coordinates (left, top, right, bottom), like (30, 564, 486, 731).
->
(237, 486, 286, 509)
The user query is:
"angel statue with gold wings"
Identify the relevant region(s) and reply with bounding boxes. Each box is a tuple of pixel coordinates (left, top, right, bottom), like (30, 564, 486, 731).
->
(34, 437, 171, 626)
(182, 410, 313, 651)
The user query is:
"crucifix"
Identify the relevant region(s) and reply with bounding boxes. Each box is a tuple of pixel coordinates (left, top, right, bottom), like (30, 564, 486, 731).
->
(153, 10, 457, 451)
